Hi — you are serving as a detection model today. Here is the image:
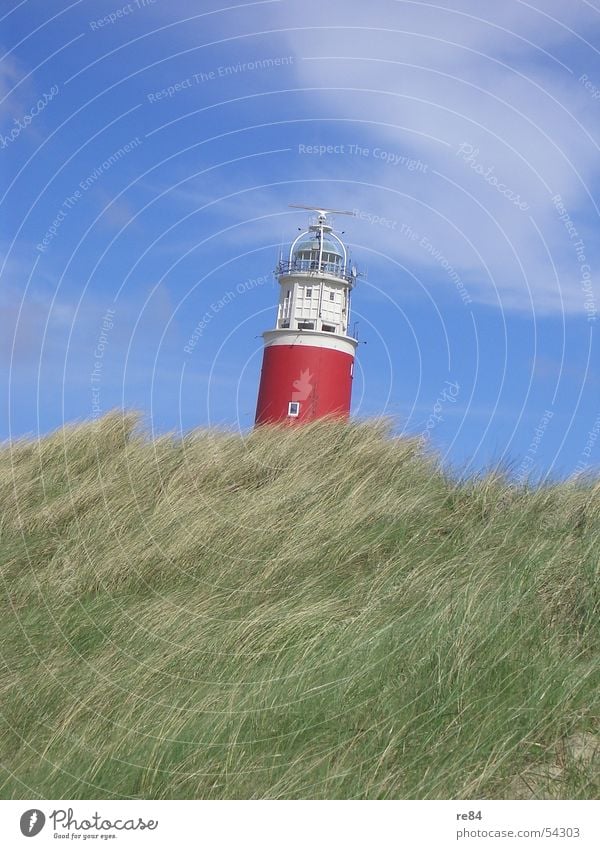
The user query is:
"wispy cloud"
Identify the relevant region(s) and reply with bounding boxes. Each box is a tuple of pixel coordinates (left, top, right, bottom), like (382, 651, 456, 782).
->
(145, 0, 600, 315)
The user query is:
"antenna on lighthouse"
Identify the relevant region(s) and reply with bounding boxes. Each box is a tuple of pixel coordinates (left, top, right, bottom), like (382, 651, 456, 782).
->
(289, 203, 356, 220)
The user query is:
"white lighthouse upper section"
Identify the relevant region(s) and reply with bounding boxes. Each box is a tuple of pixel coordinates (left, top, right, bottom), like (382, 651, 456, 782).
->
(274, 211, 358, 338)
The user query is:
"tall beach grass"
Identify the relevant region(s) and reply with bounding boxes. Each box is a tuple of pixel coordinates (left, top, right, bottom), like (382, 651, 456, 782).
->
(0, 411, 598, 799)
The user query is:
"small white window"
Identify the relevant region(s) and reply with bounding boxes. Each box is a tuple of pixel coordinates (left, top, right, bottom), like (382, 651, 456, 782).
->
(288, 401, 300, 417)
(350, 362, 354, 377)
(329, 292, 335, 301)
(306, 287, 312, 297)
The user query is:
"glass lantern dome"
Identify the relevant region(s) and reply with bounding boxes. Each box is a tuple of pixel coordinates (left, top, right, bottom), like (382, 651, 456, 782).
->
(290, 231, 346, 276)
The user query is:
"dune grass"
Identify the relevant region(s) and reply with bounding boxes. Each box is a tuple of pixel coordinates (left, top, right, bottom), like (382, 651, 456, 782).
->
(0, 411, 598, 799)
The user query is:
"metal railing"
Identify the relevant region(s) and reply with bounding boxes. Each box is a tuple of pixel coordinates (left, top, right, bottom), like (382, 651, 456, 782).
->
(276, 259, 355, 283)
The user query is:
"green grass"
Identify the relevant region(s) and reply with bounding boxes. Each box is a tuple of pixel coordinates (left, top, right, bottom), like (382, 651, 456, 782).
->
(0, 411, 598, 799)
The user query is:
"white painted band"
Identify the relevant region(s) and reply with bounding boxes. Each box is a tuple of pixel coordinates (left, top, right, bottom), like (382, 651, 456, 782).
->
(262, 329, 358, 357)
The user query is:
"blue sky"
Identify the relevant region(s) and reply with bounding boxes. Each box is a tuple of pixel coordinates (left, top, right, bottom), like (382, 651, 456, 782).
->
(1, 0, 600, 479)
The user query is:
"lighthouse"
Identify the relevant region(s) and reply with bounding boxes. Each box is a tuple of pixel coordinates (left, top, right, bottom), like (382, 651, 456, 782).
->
(255, 205, 359, 425)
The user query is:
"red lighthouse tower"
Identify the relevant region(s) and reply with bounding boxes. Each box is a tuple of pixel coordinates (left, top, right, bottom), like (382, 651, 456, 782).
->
(255, 205, 359, 425)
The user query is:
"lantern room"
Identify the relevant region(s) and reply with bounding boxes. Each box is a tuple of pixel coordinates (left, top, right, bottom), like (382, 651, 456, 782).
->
(274, 210, 358, 337)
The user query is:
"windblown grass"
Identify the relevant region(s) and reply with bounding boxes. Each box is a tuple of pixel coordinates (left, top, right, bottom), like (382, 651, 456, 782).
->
(0, 411, 598, 799)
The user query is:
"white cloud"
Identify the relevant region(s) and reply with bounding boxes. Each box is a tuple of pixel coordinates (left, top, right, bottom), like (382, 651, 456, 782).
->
(126, 0, 600, 315)
(248, 0, 600, 315)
